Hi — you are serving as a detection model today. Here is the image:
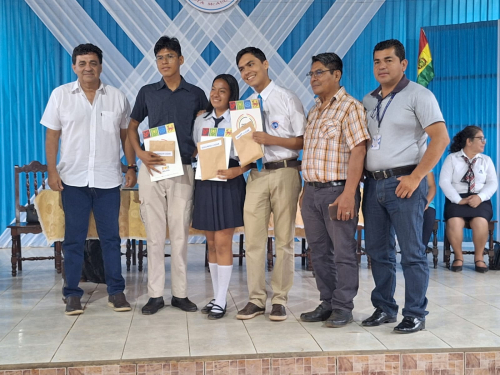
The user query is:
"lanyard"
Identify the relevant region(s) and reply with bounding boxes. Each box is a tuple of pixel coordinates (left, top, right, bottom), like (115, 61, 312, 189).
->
(375, 93, 396, 132)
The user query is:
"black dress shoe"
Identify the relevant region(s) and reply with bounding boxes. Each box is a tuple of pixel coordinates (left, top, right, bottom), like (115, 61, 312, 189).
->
(393, 316, 425, 333)
(65, 296, 84, 315)
(325, 309, 353, 328)
(201, 299, 215, 314)
(208, 303, 226, 320)
(171, 296, 198, 312)
(142, 297, 165, 315)
(300, 305, 332, 322)
(362, 308, 397, 327)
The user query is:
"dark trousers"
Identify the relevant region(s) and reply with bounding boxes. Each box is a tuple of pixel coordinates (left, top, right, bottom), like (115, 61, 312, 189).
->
(301, 184, 360, 311)
(422, 207, 436, 246)
(363, 176, 429, 319)
(61, 183, 125, 298)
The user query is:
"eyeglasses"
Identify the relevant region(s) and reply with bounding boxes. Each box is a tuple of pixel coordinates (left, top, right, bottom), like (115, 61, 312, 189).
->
(306, 69, 334, 78)
(473, 136, 487, 143)
(155, 54, 178, 62)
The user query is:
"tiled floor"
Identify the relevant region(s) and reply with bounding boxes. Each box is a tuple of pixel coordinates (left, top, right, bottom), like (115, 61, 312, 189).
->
(1, 243, 500, 366)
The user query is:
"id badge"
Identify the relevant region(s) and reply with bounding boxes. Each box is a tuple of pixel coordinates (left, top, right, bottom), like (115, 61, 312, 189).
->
(371, 134, 382, 150)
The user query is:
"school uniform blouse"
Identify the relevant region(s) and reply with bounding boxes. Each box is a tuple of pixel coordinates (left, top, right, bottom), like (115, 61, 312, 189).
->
(439, 150, 498, 204)
(192, 109, 236, 160)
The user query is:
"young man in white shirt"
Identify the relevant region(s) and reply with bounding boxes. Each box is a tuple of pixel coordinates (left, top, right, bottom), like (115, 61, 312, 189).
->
(42, 44, 136, 315)
(235, 47, 306, 321)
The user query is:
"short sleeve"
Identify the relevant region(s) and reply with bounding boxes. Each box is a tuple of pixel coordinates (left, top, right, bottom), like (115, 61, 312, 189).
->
(343, 102, 370, 150)
(40, 90, 62, 130)
(130, 86, 148, 123)
(414, 89, 445, 129)
(119, 95, 131, 129)
(287, 93, 306, 137)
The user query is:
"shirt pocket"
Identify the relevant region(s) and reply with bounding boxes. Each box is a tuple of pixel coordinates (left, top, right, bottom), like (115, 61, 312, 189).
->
(101, 111, 121, 133)
(319, 119, 341, 140)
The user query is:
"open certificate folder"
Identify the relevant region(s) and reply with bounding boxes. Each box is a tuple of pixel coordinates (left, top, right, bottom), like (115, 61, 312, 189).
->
(195, 127, 232, 182)
(143, 123, 184, 182)
(229, 99, 264, 156)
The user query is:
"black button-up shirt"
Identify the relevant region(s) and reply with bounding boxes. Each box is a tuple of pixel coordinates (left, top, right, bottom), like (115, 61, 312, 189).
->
(131, 77, 208, 159)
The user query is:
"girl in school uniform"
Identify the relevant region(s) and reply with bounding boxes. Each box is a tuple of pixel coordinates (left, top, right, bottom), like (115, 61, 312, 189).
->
(192, 74, 249, 319)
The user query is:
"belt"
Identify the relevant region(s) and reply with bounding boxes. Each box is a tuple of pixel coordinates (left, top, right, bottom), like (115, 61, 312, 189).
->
(367, 164, 417, 180)
(249, 159, 301, 170)
(306, 181, 346, 188)
(181, 156, 193, 165)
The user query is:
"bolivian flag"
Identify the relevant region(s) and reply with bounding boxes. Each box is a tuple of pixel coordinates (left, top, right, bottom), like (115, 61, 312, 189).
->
(417, 28, 434, 87)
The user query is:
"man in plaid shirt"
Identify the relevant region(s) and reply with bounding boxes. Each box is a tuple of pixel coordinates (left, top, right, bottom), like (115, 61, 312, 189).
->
(300, 52, 370, 328)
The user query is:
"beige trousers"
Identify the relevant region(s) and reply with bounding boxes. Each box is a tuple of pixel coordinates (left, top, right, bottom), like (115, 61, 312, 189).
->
(243, 167, 302, 308)
(138, 164, 194, 298)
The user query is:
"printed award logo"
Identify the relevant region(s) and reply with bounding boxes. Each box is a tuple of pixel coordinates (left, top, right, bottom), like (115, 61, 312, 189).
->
(186, 0, 239, 13)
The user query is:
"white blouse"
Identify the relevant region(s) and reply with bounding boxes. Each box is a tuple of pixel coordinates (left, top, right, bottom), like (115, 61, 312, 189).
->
(192, 109, 236, 160)
(439, 150, 498, 204)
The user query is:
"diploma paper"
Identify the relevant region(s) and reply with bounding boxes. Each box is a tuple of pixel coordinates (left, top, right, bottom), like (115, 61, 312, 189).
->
(197, 137, 226, 181)
(143, 124, 184, 182)
(195, 127, 232, 182)
(229, 99, 264, 156)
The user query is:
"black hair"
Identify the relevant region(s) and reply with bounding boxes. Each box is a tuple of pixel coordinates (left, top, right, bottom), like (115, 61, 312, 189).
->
(450, 126, 483, 153)
(236, 47, 267, 66)
(154, 36, 182, 57)
(311, 52, 343, 76)
(204, 74, 240, 117)
(373, 39, 406, 61)
(72, 43, 102, 64)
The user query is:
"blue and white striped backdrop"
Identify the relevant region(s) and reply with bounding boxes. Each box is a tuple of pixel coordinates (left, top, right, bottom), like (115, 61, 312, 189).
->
(1, 0, 499, 247)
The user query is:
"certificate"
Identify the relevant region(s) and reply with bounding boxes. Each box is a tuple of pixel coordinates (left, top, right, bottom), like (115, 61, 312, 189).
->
(143, 123, 184, 182)
(229, 99, 264, 156)
(195, 127, 232, 182)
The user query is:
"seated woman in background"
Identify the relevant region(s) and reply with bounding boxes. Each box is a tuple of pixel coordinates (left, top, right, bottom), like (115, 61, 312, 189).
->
(439, 126, 498, 273)
(192, 74, 249, 319)
(422, 171, 437, 248)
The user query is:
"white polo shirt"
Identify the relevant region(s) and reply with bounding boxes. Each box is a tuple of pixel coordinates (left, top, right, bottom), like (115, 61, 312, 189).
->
(249, 81, 306, 163)
(41, 80, 130, 188)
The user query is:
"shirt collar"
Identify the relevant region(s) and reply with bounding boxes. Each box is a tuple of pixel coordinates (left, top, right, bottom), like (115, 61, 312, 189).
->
(459, 149, 482, 161)
(257, 80, 275, 100)
(155, 76, 190, 92)
(314, 86, 346, 106)
(71, 80, 106, 94)
(211, 109, 230, 119)
(370, 74, 410, 100)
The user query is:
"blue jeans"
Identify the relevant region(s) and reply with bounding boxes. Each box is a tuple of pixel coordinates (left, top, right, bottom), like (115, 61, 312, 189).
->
(61, 183, 125, 298)
(362, 175, 429, 319)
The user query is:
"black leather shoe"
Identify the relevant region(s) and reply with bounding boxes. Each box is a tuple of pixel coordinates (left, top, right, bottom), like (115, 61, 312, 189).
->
(142, 297, 165, 315)
(362, 308, 397, 327)
(65, 296, 84, 315)
(325, 309, 353, 328)
(393, 316, 425, 333)
(171, 296, 198, 312)
(300, 305, 332, 322)
(208, 303, 226, 320)
(201, 299, 215, 314)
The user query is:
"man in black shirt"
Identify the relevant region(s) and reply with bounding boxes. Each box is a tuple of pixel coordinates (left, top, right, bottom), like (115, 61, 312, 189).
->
(128, 36, 208, 315)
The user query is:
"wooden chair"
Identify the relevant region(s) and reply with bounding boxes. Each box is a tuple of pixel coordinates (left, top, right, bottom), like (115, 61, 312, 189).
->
(7, 161, 62, 276)
(444, 220, 497, 269)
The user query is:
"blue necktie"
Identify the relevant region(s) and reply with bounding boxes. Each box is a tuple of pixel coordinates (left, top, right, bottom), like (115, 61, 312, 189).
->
(256, 94, 264, 171)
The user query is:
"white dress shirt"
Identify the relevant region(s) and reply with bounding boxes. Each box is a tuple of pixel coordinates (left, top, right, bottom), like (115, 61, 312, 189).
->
(192, 109, 236, 160)
(249, 81, 306, 163)
(41, 80, 131, 189)
(439, 150, 498, 203)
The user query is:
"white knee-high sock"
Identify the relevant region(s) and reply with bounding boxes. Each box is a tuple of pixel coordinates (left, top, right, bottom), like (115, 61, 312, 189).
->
(214, 265, 233, 309)
(209, 263, 218, 299)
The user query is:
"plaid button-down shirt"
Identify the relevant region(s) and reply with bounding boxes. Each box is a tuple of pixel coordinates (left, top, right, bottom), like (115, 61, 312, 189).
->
(302, 87, 370, 182)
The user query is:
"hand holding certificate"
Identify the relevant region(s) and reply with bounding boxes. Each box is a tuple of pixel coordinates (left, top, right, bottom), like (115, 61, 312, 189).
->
(197, 137, 226, 180)
(149, 140, 176, 164)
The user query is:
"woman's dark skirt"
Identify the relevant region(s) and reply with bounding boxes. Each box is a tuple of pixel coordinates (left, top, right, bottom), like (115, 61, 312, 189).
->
(192, 159, 246, 231)
(444, 192, 493, 222)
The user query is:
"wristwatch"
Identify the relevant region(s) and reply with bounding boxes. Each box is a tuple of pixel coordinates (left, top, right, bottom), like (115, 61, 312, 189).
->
(127, 164, 138, 172)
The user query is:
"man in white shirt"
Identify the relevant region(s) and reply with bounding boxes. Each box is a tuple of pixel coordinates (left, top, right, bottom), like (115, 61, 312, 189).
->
(41, 44, 136, 315)
(235, 47, 306, 321)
